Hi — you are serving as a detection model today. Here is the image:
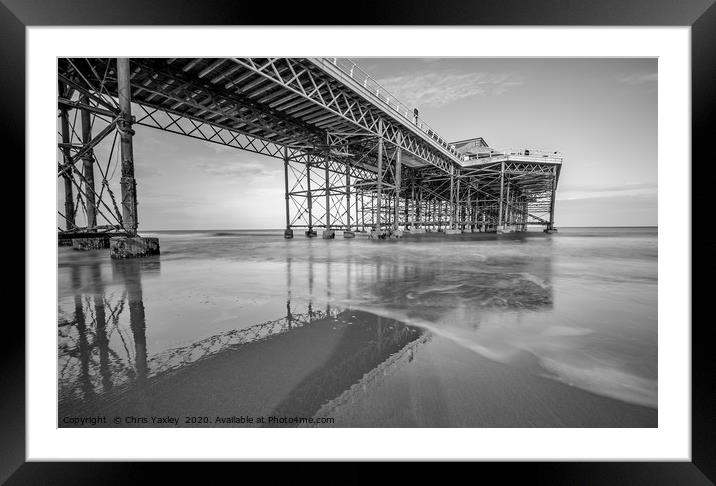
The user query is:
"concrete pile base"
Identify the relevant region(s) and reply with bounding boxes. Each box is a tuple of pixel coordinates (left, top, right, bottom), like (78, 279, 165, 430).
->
(110, 237, 160, 259)
(390, 230, 404, 239)
(305, 229, 317, 238)
(343, 231, 355, 238)
(72, 237, 110, 251)
(284, 229, 294, 239)
(322, 229, 335, 239)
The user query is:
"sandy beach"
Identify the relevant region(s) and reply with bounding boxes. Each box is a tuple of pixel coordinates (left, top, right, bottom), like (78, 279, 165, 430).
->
(58, 228, 657, 427)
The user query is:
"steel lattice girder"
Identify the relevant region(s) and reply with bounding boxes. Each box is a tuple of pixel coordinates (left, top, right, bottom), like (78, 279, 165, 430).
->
(58, 58, 461, 174)
(57, 57, 562, 232)
(57, 86, 127, 234)
(228, 58, 458, 174)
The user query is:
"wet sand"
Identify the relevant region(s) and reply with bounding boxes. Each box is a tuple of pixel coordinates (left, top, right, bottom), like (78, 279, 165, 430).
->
(58, 228, 657, 427)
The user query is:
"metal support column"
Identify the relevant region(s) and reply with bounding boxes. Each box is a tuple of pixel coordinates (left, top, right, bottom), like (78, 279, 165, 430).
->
(283, 149, 290, 229)
(282, 147, 293, 238)
(498, 161, 505, 231)
(360, 192, 365, 230)
(354, 181, 359, 230)
(449, 167, 455, 229)
(548, 166, 557, 230)
(474, 182, 479, 232)
(324, 151, 331, 229)
(306, 161, 313, 232)
(345, 162, 351, 231)
(416, 187, 422, 228)
(505, 182, 511, 230)
(455, 175, 461, 230)
(117, 58, 138, 235)
(80, 94, 97, 229)
(394, 136, 402, 231)
(387, 193, 391, 228)
(410, 178, 416, 229)
(376, 120, 384, 230)
(404, 177, 409, 228)
(467, 185, 472, 232)
(59, 102, 75, 230)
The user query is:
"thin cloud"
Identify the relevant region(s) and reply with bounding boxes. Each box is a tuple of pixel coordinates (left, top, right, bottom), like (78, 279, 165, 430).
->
(139, 192, 207, 208)
(197, 159, 281, 178)
(557, 182, 657, 201)
(376, 71, 523, 109)
(616, 72, 657, 86)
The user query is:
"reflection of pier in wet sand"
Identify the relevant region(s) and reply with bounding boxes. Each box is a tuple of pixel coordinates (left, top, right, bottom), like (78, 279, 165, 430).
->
(58, 233, 656, 427)
(58, 246, 550, 426)
(58, 255, 434, 426)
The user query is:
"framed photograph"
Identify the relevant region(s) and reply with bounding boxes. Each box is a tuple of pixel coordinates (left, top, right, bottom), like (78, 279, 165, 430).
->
(8, 0, 712, 482)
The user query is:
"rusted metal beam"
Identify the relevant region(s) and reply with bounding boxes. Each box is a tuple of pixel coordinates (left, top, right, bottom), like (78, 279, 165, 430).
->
(117, 58, 138, 236)
(59, 100, 75, 230)
(80, 94, 97, 229)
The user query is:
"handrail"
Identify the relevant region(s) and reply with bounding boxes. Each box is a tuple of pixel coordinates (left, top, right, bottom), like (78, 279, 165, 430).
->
(463, 148, 564, 164)
(321, 58, 563, 167)
(323, 57, 462, 160)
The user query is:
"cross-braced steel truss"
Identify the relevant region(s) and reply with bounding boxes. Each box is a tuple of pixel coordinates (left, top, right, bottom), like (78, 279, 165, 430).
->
(58, 58, 563, 239)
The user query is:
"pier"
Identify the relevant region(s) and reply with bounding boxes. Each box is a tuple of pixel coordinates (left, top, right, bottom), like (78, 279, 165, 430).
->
(57, 58, 562, 253)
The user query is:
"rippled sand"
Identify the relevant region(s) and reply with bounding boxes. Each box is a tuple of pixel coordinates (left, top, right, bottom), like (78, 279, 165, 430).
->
(58, 227, 657, 427)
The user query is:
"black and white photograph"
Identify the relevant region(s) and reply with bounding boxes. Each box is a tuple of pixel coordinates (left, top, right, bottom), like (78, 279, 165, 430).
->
(4, 0, 709, 476)
(56, 56, 658, 429)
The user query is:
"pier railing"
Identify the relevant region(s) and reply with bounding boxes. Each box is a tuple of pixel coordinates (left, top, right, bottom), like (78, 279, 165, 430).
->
(324, 57, 462, 160)
(462, 147, 564, 165)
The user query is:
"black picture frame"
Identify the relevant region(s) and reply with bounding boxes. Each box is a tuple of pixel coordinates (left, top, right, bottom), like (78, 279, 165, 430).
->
(5, 0, 712, 482)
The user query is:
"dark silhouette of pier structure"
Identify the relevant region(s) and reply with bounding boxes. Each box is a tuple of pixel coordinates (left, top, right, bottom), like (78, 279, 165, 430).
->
(57, 58, 562, 247)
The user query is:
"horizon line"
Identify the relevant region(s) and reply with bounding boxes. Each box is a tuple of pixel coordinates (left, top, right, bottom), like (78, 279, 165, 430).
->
(143, 225, 659, 231)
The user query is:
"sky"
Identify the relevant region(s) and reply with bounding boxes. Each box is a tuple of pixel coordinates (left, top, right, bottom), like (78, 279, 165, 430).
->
(59, 58, 657, 230)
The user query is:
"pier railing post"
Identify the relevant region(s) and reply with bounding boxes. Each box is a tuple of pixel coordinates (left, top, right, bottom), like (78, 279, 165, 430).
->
(117, 58, 138, 236)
